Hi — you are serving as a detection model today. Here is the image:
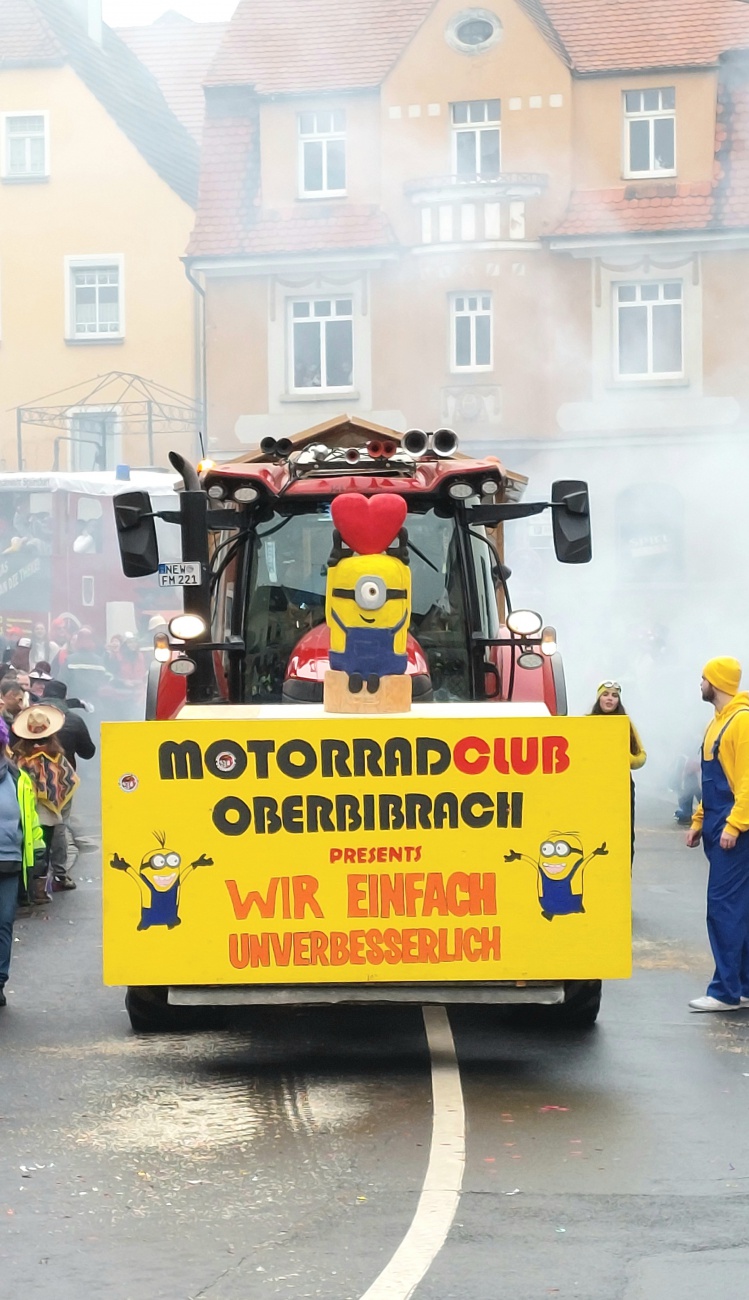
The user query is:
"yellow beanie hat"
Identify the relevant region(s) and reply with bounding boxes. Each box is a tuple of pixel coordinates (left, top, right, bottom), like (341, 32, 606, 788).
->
(703, 657, 742, 696)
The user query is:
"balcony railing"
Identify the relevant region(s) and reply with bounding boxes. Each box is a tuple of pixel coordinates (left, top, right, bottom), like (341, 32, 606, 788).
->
(406, 172, 547, 202)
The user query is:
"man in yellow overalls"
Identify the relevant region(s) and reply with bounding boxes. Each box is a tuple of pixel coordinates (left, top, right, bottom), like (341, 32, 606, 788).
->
(686, 657, 749, 1012)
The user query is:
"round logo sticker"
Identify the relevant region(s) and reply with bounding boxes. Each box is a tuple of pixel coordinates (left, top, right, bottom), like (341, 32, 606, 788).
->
(119, 774, 139, 793)
(215, 751, 237, 774)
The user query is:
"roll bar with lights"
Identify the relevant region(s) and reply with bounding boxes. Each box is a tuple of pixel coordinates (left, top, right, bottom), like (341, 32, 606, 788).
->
(113, 433, 591, 706)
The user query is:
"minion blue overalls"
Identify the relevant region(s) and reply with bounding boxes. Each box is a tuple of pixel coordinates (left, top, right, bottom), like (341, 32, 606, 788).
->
(329, 612, 408, 677)
(702, 711, 749, 1005)
(539, 864, 584, 919)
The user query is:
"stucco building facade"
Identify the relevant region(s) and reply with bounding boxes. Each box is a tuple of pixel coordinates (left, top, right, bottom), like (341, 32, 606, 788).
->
(0, 0, 207, 471)
(188, 0, 749, 708)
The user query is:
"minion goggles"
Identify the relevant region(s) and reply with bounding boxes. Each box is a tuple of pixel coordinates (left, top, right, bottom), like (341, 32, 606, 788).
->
(332, 576, 408, 610)
(541, 839, 579, 857)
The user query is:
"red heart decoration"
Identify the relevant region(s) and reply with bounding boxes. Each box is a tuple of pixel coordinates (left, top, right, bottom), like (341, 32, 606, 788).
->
(332, 493, 407, 555)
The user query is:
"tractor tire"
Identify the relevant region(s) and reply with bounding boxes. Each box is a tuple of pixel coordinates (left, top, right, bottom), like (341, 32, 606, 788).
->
(125, 986, 200, 1033)
(558, 980, 602, 1029)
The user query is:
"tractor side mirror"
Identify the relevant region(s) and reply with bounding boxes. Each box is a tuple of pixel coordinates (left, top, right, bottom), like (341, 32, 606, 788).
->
(113, 490, 159, 577)
(551, 480, 592, 564)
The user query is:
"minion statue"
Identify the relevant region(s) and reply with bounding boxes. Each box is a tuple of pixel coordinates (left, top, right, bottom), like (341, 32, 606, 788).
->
(325, 492, 412, 705)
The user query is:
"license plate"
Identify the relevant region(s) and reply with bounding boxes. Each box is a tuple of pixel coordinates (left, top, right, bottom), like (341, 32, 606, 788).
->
(158, 562, 202, 588)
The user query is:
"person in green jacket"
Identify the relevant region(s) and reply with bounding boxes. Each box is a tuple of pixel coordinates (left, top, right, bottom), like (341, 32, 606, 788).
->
(591, 680, 647, 866)
(0, 716, 45, 1008)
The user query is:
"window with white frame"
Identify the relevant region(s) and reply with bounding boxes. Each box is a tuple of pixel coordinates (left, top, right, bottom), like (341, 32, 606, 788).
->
(624, 88, 675, 176)
(3, 114, 48, 179)
(615, 282, 683, 379)
(69, 410, 119, 472)
(291, 298, 354, 391)
(452, 294, 492, 370)
(452, 100, 500, 180)
(68, 260, 123, 339)
(298, 110, 346, 196)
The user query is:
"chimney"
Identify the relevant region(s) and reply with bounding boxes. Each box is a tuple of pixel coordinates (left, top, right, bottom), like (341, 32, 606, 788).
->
(65, 0, 103, 45)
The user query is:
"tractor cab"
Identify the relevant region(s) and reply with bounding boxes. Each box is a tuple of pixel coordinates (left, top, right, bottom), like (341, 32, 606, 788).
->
(113, 417, 591, 720)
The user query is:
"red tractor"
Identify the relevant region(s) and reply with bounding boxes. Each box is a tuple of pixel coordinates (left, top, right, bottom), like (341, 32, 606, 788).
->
(110, 417, 605, 1033)
(114, 418, 591, 723)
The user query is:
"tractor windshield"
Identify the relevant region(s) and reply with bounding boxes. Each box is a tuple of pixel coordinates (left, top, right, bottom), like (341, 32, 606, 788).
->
(240, 504, 473, 702)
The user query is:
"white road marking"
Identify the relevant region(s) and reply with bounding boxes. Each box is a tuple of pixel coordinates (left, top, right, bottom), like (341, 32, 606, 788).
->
(359, 1005, 466, 1300)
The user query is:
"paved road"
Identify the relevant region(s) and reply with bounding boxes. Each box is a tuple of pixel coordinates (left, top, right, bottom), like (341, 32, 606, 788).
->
(2, 801, 749, 1300)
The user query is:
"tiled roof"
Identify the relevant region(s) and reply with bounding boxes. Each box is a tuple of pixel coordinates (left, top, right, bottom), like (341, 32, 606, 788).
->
(553, 51, 749, 238)
(712, 52, 749, 229)
(0, 0, 63, 66)
(205, 0, 749, 91)
(188, 97, 258, 254)
(205, 0, 436, 94)
(232, 205, 395, 256)
(552, 182, 716, 235)
(117, 13, 227, 146)
(519, 0, 749, 74)
(191, 184, 394, 258)
(2, 1, 199, 206)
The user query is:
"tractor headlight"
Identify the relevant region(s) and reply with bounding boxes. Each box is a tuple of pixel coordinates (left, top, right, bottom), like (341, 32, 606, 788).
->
(506, 609, 543, 637)
(168, 614, 208, 641)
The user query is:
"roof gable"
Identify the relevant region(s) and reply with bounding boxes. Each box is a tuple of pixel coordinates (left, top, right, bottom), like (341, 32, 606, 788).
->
(233, 415, 412, 463)
(117, 15, 228, 146)
(513, 0, 571, 67)
(2, 0, 199, 207)
(206, 0, 437, 95)
(194, 0, 749, 94)
(0, 0, 63, 66)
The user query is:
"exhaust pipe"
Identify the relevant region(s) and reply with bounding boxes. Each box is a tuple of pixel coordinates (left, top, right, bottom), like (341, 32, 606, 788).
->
(168, 450, 201, 491)
(344, 447, 361, 464)
(260, 436, 293, 459)
(403, 428, 429, 457)
(367, 439, 398, 459)
(432, 428, 459, 458)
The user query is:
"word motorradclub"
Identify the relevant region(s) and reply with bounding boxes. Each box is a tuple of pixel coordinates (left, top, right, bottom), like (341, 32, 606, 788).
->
(158, 731, 572, 784)
(158, 729, 571, 837)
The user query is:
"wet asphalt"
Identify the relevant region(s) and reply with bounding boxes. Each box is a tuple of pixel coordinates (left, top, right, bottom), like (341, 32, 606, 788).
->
(2, 798, 749, 1300)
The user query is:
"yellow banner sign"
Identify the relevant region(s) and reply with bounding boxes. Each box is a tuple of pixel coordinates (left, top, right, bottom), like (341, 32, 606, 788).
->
(101, 714, 632, 986)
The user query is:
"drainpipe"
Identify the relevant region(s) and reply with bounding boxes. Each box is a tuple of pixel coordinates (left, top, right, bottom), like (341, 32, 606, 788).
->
(183, 259, 207, 462)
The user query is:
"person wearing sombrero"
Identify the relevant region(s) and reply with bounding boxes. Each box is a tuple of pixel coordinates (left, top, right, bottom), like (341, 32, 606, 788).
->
(590, 680, 647, 866)
(0, 717, 45, 1008)
(12, 705, 79, 899)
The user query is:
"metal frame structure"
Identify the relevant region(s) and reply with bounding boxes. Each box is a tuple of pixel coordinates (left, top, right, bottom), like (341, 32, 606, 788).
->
(14, 371, 203, 471)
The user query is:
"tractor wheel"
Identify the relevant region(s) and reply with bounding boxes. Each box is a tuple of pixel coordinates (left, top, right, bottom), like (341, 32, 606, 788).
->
(558, 980, 602, 1029)
(125, 986, 197, 1033)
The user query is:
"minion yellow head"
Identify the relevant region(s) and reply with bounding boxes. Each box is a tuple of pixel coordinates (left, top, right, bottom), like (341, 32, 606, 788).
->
(538, 833, 584, 881)
(326, 553, 411, 654)
(139, 832, 181, 892)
